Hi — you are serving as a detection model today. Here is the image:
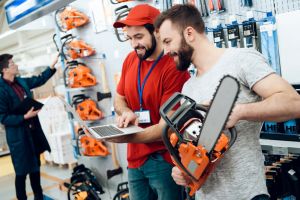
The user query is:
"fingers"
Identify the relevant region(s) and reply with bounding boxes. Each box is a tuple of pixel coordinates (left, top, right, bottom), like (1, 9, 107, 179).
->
(117, 111, 138, 128)
(171, 167, 190, 186)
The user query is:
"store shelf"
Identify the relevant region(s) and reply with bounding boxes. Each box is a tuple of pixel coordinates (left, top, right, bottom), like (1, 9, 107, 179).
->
(0, 150, 10, 157)
(260, 139, 300, 154)
(260, 132, 300, 142)
(65, 86, 97, 92)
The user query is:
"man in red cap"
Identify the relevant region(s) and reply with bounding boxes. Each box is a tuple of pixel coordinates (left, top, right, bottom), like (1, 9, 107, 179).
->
(110, 4, 189, 200)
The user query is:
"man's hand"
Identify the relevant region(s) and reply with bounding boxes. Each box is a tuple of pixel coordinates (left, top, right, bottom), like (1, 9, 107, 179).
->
(117, 111, 139, 128)
(50, 53, 60, 69)
(226, 104, 244, 129)
(24, 107, 40, 120)
(171, 167, 192, 186)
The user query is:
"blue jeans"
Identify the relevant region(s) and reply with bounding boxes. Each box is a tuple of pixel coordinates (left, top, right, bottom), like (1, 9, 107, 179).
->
(128, 153, 183, 200)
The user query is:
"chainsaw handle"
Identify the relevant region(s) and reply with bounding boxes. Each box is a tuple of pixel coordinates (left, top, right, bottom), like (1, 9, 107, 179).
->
(162, 124, 197, 182)
(228, 127, 237, 149)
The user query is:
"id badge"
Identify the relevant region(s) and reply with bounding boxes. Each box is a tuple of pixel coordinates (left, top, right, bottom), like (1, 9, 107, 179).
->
(135, 110, 151, 124)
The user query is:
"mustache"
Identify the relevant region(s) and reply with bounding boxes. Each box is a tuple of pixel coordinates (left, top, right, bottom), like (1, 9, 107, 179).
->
(134, 45, 146, 51)
(169, 52, 178, 57)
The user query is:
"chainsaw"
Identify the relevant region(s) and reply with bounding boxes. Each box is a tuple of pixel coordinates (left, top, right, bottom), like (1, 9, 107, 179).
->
(72, 94, 103, 121)
(55, 6, 89, 32)
(64, 61, 97, 88)
(76, 128, 109, 157)
(60, 34, 96, 60)
(114, 5, 131, 42)
(159, 75, 240, 196)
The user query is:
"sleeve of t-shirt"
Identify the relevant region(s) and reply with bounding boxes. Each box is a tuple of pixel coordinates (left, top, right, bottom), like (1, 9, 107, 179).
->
(238, 49, 275, 90)
(160, 62, 190, 107)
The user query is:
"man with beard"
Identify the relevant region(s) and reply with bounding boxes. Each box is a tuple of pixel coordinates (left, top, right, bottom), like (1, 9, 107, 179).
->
(110, 4, 190, 200)
(154, 4, 300, 200)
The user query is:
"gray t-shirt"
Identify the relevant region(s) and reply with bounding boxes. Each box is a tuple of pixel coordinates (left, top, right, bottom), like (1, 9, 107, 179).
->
(182, 48, 274, 200)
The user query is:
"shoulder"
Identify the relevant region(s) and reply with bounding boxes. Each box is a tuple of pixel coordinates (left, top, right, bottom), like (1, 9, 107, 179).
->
(235, 48, 267, 62)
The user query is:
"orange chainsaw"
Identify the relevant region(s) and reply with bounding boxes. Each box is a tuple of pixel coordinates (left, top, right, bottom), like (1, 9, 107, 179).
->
(61, 34, 96, 60)
(160, 75, 240, 197)
(55, 7, 89, 32)
(77, 128, 109, 157)
(64, 61, 97, 88)
(72, 94, 103, 121)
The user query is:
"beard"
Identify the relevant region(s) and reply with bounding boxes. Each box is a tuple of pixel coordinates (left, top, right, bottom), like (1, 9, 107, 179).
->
(135, 34, 157, 60)
(170, 37, 194, 71)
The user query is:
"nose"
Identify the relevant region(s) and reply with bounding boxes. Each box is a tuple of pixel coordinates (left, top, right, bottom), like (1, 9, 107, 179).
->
(163, 46, 170, 55)
(131, 39, 138, 49)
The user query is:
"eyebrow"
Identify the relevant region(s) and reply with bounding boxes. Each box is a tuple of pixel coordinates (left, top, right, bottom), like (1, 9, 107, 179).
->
(127, 33, 143, 39)
(162, 38, 171, 43)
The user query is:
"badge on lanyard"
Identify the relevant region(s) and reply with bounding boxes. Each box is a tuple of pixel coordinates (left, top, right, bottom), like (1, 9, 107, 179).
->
(137, 51, 164, 124)
(135, 110, 151, 124)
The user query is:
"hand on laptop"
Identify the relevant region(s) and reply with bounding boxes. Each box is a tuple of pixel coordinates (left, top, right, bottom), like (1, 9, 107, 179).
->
(117, 111, 139, 128)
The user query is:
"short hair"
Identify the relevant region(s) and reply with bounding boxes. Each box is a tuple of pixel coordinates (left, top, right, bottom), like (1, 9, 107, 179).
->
(144, 23, 155, 34)
(0, 54, 13, 76)
(154, 4, 205, 34)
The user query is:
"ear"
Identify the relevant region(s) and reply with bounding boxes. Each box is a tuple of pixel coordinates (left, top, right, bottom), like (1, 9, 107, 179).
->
(183, 26, 195, 43)
(153, 29, 160, 39)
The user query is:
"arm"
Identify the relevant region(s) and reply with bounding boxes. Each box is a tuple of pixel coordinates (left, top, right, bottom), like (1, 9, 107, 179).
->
(227, 74, 300, 128)
(23, 54, 59, 89)
(111, 93, 167, 143)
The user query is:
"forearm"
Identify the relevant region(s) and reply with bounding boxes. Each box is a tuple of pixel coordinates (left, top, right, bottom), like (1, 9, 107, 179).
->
(239, 92, 300, 122)
(114, 96, 132, 115)
(128, 123, 163, 143)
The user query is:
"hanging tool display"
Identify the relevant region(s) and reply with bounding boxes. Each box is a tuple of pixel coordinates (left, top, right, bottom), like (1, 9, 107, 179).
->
(63, 61, 97, 88)
(259, 12, 281, 75)
(97, 59, 112, 101)
(159, 76, 240, 196)
(227, 16, 241, 48)
(76, 128, 109, 157)
(114, 5, 131, 42)
(211, 19, 226, 48)
(64, 164, 105, 200)
(208, 0, 225, 13)
(55, 7, 89, 32)
(97, 57, 123, 179)
(72, 94, 103, 121)
(241, 0, 253, 7)
(112, 182, 130, 200)
(59, 34, 96, 60)
(242, 13, 258, 49)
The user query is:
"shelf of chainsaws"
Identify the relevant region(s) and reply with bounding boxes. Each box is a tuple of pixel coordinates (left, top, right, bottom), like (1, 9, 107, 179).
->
(53, 6, 112, 158)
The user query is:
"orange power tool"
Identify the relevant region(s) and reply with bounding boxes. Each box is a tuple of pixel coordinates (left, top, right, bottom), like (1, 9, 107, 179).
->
(72, 94, 103, 121)
(55, 7, 89, 32)
(160, 76, 240, 196)
(77, 128, 109, 157)
(64, 61, 97, 88)
(61, 34, 96, 60)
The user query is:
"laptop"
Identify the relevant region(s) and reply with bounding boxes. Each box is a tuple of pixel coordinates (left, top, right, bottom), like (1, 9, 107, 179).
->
(59, 97, 144, 139)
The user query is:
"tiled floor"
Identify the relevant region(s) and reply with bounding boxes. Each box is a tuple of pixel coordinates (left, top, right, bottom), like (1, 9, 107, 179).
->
(0, 157, 113, 200)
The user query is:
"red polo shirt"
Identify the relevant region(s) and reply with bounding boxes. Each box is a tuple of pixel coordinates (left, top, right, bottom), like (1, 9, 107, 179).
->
(117, 51, 190, 168)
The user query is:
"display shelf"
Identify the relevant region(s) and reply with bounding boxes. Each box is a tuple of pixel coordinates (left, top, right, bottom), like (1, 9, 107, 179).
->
(260, 139, 300, 154)
(0, 150, 10, 157)
(260, 132, 300, 142)
(65, 86, 96, 92)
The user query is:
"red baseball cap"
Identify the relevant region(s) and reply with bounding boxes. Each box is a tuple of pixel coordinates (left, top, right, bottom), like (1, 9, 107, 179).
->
(113, 4, 160, 28)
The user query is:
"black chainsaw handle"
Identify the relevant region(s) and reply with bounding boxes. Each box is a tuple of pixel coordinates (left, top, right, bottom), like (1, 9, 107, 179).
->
(162, 124, 198, 182)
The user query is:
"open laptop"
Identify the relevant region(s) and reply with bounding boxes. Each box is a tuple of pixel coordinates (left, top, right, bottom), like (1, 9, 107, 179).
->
(59, 97, 144, 139)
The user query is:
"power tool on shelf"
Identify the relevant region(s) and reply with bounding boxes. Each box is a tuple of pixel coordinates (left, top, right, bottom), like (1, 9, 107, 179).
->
(76, 127, 109, 157)
(55, 6, 89, 32)
(64, 61, 97, 88)
(72, 94, 103, 121)
(159, 75, 240, 196)
(60, 34, 96, 60)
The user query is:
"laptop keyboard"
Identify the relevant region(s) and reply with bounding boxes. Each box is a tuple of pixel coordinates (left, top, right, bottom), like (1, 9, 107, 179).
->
(91, 125, 124, 137)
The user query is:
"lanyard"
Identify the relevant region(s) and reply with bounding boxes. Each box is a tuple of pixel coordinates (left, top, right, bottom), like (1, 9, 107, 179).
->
(137, 51, 164, 110)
